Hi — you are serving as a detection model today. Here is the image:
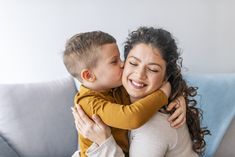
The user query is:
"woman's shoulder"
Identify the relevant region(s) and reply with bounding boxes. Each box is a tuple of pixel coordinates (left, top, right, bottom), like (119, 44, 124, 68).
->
(131, 112, 177, 139)
(129, 112, 178, 155)
(140, 112, 174, 129)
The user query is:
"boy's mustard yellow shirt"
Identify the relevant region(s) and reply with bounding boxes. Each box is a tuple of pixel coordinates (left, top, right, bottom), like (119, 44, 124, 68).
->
(75, 85, 168, 157)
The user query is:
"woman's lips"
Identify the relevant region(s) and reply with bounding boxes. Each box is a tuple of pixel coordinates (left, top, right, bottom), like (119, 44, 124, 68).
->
(130, 79, 146, 89)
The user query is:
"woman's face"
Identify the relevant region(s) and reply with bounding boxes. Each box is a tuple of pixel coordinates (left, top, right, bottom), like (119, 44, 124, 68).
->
(122, 43, 166, 102)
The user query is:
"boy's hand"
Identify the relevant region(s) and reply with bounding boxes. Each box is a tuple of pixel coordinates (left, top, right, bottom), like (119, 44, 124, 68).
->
(71, 105, 111, 145)
(167, 96, 186, 128)
(160, 81, 171, 98)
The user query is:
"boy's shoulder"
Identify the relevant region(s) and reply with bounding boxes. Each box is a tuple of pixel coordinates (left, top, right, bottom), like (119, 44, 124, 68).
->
(75, 85, 118, 103)
(76, 85, 106, 98)
(74, 85, 111, 109)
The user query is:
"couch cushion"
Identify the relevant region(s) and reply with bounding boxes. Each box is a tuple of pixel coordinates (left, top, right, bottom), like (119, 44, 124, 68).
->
(0, 76, 78, 157)
(185, 73, 235, 157)
(0, 136, 19, 157)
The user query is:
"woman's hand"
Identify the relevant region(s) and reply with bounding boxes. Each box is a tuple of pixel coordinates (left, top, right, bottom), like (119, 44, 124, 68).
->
(71, 105, 111, 145)
(167, 96, 186, 128)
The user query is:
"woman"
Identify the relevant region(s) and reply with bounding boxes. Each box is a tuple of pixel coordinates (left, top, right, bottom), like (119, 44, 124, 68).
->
(73, 27, 210, 157)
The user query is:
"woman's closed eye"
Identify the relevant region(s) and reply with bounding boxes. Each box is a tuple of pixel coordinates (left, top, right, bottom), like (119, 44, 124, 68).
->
(129, 61, 138, 66)
(148, 67, 159, 73)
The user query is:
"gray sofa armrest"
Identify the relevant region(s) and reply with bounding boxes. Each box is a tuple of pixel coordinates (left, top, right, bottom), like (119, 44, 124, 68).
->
(0, 136, 19, 157)
(0, 76, 78, 157)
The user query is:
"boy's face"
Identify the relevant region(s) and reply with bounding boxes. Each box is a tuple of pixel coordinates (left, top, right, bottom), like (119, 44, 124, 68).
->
(92, 43, 123, 91)
(122, 43, 166, 102)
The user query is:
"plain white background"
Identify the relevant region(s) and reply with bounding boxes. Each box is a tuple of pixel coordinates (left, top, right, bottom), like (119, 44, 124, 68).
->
(0, 0, 235, 83)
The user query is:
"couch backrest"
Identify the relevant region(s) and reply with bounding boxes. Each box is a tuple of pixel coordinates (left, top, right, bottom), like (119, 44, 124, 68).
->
(1, 74, 234, 157)
(0, 76, 78, 157)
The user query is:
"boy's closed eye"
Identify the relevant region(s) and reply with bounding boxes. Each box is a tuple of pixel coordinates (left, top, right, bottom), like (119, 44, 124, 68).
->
(110, 56, 122, 64)
(110, 59, 118, 64)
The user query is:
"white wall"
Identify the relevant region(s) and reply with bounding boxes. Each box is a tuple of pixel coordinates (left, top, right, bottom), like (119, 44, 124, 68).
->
(0, 0, 235, 83)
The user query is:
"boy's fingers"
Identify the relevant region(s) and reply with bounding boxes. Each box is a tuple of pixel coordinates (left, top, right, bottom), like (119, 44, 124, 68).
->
(170, 114, 185, 127)
(167, 101, 179, 111)
(168, 108, 183, 121)
(178, 96, 186, 109)
(171, 117, 186, 129)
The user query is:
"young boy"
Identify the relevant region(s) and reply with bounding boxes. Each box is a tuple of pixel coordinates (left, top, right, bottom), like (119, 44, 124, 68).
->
(63, 31, 170, 157)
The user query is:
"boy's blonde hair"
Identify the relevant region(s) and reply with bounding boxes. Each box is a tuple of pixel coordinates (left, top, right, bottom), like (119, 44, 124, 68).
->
(63, 31, 116, 81)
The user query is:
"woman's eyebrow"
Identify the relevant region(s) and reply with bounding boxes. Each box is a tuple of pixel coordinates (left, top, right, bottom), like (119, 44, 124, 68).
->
(148, 63, 162, 69)
(128, 56, 162, 68)
(128, 56, 140, 61)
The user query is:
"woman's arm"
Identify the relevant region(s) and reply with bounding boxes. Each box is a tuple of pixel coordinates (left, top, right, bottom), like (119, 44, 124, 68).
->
(72, 106, 111, 145)
(72, 106, 125, 157)
(86, 136, 125, 157)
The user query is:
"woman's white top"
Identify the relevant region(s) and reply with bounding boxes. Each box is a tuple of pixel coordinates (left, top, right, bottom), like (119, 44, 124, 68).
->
(73, 112, 198, 157)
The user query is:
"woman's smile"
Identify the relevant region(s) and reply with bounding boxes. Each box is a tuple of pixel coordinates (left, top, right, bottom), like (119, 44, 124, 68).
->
(129, 79, 147, 89)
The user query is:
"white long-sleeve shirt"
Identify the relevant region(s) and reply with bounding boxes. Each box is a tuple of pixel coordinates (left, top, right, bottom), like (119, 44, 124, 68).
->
(129, 112, 198, 157)
(72, 112, 198, 157)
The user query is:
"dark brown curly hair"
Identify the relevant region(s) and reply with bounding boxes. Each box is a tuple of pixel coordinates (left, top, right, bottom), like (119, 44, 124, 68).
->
(124, 26, 210, 156)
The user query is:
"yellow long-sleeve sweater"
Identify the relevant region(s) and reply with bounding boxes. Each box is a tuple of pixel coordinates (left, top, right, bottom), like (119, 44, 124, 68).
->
(75, 85, 168, 157)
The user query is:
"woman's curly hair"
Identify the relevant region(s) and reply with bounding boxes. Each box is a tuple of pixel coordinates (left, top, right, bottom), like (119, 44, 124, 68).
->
(124, 26, 210, 156)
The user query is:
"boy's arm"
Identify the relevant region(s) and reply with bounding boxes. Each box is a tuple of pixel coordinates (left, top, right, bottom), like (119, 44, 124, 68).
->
(78, 87, 169, 130)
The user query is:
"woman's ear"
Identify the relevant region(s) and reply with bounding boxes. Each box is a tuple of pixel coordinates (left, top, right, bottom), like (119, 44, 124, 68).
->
(81, 69, 96, 82)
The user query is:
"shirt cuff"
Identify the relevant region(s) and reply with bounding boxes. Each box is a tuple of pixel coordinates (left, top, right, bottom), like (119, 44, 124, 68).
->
(86, 135, 124, 157)
(86, 135, 113, 154)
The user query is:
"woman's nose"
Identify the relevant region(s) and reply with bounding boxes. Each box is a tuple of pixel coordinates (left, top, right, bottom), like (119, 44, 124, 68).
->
(135, 67, 147, 80)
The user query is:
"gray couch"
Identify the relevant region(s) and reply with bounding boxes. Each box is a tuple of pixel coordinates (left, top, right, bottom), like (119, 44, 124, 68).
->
(0, 74, 234, 157)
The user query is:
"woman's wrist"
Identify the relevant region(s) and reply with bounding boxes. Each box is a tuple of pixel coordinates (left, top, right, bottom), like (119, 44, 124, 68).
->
(96, 134, 112, 146)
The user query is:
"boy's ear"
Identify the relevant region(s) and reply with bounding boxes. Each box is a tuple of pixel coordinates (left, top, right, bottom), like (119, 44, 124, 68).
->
(81, 69, 96, 82)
